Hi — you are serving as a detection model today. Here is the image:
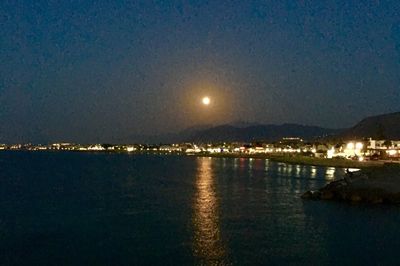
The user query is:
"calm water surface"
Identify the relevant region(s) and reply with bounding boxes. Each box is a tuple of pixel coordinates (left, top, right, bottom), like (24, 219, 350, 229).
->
(1, 152, 399, 265)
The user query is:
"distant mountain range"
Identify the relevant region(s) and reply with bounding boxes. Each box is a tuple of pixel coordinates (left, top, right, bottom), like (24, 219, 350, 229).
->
(182, 124, 341, 143)
(122, 111, 400, 144)
(337, 112, 400, 140)
(125, 123, 340, 144)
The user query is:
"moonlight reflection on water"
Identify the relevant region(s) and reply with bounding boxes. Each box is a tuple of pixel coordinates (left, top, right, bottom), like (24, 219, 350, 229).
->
(192, 157, 226, 264)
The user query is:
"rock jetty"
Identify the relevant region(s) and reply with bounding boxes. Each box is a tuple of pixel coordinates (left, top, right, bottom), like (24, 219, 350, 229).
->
(302, 164, 400, 204)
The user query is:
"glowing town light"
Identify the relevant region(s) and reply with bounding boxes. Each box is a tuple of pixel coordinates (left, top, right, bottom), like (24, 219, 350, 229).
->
(346, 142, 355, 150)
(355, 142, 363, 150)
(202, 96, 210, 105)
(327, 148, 335, 159)
(127, 146, 136, 152)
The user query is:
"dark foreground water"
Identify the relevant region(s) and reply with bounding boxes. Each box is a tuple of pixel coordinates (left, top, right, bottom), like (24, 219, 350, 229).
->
(1, 152, 400, 265)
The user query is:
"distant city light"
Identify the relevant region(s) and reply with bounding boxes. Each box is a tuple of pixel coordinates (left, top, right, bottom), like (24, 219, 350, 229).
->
(127, 146, 136, 152)
(355, 142, 363, 150)
(3, 138, 400, 163)
(347, 142, 354, 150)
(327, 148, 335, 159)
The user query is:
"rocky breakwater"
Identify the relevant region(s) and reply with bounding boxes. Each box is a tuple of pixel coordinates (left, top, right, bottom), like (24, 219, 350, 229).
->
(302, 164, 400, 204)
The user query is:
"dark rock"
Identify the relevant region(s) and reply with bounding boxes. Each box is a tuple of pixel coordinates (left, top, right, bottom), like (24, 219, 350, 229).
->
(386, 193, 400, 204)
(301, 191, 313, 199)
(320, 190, 334, 200)
(302, 164, 400, 205)
(301, 190, 321, 200)
(370, 197, 383, 204)
(350, 194, 362, 202)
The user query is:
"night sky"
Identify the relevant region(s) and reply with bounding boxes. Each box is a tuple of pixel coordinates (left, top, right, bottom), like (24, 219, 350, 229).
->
(1, 1, 399, 143)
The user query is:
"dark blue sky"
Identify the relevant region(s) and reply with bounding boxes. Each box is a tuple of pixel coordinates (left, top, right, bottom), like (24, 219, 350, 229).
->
(1, 0, 400, 143)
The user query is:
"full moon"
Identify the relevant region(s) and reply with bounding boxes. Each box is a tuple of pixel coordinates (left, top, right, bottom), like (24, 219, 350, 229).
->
(202, 96, 210, 105)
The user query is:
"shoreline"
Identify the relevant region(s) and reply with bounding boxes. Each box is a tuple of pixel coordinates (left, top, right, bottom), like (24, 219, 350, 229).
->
(186, 152, 385, 169)
(1, 149, 386, 168)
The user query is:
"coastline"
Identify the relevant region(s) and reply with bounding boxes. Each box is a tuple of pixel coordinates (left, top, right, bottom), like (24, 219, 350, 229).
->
(186, 152, 385, 169)
(1, 149, 386, 169)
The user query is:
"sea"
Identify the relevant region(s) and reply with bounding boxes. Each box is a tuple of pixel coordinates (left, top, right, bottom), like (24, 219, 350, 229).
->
(1, 151, 399, 265)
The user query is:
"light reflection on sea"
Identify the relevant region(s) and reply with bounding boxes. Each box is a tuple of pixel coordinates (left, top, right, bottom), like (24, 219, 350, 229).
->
(192, 157, 227, 264)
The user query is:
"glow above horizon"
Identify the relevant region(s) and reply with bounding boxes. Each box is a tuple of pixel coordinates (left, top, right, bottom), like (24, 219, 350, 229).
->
(202, 97, 211, 106)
